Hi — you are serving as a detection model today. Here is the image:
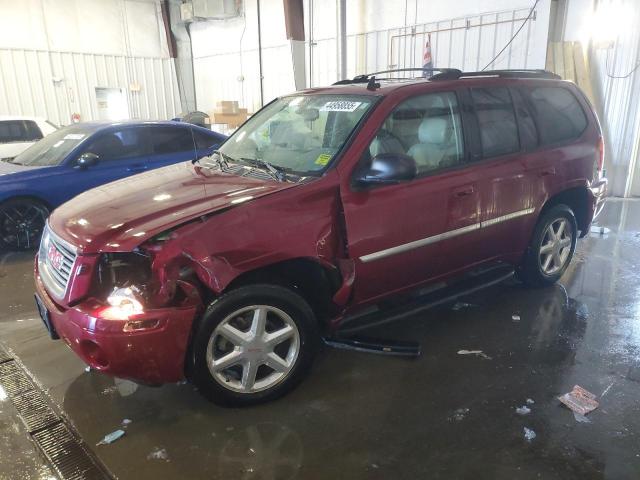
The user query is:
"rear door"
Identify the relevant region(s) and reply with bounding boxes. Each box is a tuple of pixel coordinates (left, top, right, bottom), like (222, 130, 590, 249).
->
(340, 89, 485, 304)
(467, 85, 537, 262)
(147, 125, 197, 169)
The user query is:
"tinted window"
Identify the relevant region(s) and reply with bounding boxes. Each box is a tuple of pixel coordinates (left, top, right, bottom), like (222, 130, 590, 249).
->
(194, 129, 219, 149)
(471, 88, 519, 157)
(512, 89, 538, 151)
(150, 126, 194, 154)
(0, 120, 43, 143)
(86, 128, 148, 161)
(527, 87, 587, 144)
(366, 91, 464, 175)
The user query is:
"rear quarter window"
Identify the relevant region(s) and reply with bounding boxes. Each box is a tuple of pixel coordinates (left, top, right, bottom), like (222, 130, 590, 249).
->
(527, 87, 587, 145)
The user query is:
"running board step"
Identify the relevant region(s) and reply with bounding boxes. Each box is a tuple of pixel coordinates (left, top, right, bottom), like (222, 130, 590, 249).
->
(337, 264, 515, 334)
(324, 336, 421, 357)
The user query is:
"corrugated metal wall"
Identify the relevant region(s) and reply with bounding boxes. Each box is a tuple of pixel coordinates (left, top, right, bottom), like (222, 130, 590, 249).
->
(0, 48, 181, 126)
(308, 6, 540, 87)
(588, 1, 640, 196)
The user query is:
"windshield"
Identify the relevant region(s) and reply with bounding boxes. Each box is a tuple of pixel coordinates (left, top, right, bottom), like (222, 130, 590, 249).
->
(11, 124, 96, 166)
(218, 94, 375, 175)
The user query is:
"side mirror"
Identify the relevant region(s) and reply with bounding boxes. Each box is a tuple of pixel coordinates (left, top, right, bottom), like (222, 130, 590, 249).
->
(77, 152, 99, 169)
(353, 153, 417, 187)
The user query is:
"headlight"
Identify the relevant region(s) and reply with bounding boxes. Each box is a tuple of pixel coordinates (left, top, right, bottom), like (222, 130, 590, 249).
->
(99, 286, 145, 320)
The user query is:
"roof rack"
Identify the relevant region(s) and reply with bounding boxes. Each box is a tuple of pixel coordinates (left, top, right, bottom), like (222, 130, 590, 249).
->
(333, 68, 560, 89)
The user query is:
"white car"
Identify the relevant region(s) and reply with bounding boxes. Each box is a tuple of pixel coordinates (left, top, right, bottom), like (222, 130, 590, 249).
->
(0, 116, 57, 161)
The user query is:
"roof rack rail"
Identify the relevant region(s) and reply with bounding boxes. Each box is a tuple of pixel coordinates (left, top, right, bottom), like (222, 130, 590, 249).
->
(333, 68, 463, 89)
(431, 69, 561, 81)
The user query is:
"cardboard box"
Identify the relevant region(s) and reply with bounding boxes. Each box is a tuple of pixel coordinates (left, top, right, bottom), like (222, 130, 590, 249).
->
(214, 100, 240, 114)
(209, 108, 248, 128)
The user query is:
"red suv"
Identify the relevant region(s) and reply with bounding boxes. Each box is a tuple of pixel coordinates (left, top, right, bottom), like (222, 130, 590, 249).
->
(34, 69, 607, 405)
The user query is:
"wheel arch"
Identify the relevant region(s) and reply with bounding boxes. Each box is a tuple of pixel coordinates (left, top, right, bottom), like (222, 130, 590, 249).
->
(0, 194, 53, 212)
(539, 187, 590, 235)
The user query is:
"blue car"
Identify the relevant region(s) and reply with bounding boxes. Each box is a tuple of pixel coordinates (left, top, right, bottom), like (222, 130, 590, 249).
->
(0, 121, 226, 249)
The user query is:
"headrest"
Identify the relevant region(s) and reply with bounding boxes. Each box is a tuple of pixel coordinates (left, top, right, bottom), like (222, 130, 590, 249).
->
(418, 117, 448, 144)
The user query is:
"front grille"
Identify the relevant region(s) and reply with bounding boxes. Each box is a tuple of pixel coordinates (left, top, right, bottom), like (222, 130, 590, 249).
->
(38, 224, 78, 300)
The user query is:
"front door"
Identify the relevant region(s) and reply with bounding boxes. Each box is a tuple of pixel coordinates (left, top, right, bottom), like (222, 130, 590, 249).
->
(340, 89, 484, 304)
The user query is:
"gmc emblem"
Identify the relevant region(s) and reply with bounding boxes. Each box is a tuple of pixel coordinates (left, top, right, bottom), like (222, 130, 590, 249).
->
(47, 244, 63, 271)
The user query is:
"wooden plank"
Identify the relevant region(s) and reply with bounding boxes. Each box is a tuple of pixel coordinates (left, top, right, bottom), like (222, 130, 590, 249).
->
(564, 42, 576, 83)
(553, 42, 565, 79)
(545, 42, 554, 71)
(573, 42, 595, 103)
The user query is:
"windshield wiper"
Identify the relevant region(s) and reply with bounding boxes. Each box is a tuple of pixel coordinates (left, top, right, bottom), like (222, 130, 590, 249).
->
(238, 157, 287, 182)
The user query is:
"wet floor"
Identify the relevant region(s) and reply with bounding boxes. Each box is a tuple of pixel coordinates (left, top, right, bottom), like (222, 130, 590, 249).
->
(1, 199, 640, 479)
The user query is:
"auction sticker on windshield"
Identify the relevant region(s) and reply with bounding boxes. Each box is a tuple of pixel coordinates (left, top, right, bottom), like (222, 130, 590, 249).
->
(320, 101, 362, 112)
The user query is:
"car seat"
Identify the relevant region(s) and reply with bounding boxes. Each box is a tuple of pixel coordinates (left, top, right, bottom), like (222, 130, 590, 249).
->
(407, 117, 457, 173)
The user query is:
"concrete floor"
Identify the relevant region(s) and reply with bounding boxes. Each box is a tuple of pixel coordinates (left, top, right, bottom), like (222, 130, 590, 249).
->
(1, 199, 640, 479)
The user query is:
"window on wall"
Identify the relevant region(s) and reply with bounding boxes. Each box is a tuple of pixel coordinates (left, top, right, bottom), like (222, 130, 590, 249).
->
(366, 91, 465, 176)
(527, 87, 588, 145)
(471, 87, 520, 158)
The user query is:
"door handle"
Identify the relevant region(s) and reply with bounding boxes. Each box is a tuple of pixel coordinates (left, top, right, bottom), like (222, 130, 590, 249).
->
(453, 185, 474, 197)
(539, 167, 556, 177)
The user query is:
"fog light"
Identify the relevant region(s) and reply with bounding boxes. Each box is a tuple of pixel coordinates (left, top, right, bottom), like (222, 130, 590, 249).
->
(99, 286, 144, 320)
(124, 319, 159, 332)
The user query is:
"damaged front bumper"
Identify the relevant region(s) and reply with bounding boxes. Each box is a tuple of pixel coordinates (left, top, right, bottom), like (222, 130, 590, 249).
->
(35, 264, 201, 385)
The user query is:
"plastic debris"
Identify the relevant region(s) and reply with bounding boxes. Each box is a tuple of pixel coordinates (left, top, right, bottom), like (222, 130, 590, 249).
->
(515, 405, 531, 415)
(590, 225, 610, 235)
(147, 448, 169, 461)
(84, 366, 92, 372)
(512, 314, 521, 322)
(96, 429, 125, 446)
(573, 412, 592, 424)
(122, 419, 132, 426)
(523, 427, 536, 442)
(451, 302, 476, 311)
(558, 385, 599, 416)
(526, 398, 535, 405)
(449, 408, 470, 422)
(601, 382, 615, 397)
(457, 349, 492, 360)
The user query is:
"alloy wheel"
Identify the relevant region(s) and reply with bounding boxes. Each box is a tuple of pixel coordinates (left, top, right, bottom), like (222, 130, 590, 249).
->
(206, 305, 300, 393)
(0, 202, 48, 250)
(539, 218, 573, 275)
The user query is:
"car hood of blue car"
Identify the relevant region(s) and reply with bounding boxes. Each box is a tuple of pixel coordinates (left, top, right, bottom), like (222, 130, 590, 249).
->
(0, 162, 50, 181)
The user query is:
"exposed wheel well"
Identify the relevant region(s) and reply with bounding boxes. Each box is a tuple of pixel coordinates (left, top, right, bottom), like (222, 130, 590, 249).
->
(0, 195, 51, 212)
(224, 258, 342, 325)
(540, 187, 590, 235)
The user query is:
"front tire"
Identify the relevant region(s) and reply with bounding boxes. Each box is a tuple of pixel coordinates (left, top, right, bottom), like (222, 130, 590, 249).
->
(0, 198, 49, 251)
(192, 284, 319, 406)
(520, 204, 577, 287)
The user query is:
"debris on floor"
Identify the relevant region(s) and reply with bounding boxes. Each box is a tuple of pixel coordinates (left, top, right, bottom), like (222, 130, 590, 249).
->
(515, 405, 531, 415)
(573, 412, 592, 424)
(449, 408, 470, 422)
(84, 366, 92, 373)
(512, 314, 521, 322)
(601, 381, 615, 397)
(451, 302, 477, 311)
(523, 427, 536, 442)
(457, 349, 492, 360)
(526, 398, 535, 405)
(121, 419, 132, 426)
(96, 429, 126, 446)
(590, 225, 610, 235)
(558, 385, 599, 416)
(147, 448, 169, 462)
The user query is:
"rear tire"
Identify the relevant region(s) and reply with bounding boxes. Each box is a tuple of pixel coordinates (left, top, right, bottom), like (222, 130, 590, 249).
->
(192, 284, 319, 406)
(0, 198, 49, 251)
(519, 204, 577, 287)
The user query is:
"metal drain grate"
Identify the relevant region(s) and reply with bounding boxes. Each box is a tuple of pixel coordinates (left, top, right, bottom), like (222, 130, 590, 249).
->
(1, 370, 33, 396)
(0, 360, 19, 376)
(11, 389, 60, 433)
(33, 423, 106, 480)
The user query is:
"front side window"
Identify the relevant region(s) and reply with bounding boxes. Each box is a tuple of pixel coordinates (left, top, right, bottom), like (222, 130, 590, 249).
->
(85, 128, 149, 161)
(219, 95, 375, 175)
(527, 87, 587, 145)
(365, 91, 465, 175)
(471, 87, 519, 158)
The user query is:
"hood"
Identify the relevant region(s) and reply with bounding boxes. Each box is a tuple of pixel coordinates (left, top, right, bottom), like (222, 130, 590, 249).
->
(0, 161, 43, 177)
(49, 161, 298, 254)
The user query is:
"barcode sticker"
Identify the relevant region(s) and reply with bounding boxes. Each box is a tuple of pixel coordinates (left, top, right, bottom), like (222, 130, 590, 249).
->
(320, 101, 362, 112)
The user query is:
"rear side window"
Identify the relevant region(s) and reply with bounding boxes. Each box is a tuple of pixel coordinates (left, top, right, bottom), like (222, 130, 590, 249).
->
(150, 126, 194, 154)
(0, 120, 43, 143)
(471, 88, 519, 158)
(193, 129, 219, 150)
(527, 87, 587, 145)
